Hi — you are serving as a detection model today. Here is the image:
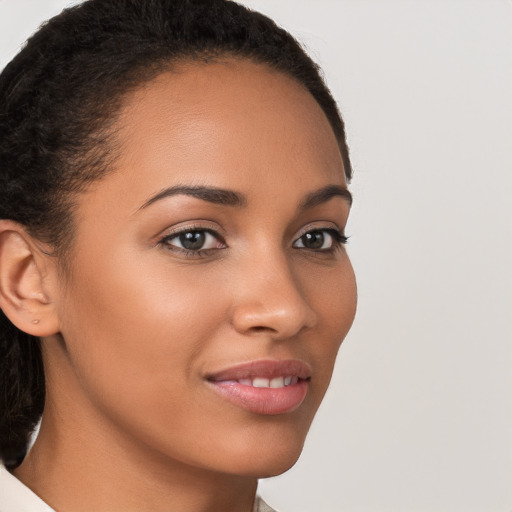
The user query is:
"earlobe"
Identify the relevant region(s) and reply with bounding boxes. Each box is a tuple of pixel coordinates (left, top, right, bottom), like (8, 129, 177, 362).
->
(0, 220, 60, 337)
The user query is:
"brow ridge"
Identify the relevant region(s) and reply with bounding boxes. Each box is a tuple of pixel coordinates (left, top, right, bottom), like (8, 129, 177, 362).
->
(299, 185, 353, 210)
(138, 185, 247, 210)
(138, 183, 352, 212)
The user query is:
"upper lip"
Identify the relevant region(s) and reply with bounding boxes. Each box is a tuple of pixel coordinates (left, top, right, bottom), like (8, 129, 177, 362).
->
(206, 359, 312, 382)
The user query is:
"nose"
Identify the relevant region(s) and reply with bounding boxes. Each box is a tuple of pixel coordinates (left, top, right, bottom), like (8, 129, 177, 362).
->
(229, 251, 317, 339)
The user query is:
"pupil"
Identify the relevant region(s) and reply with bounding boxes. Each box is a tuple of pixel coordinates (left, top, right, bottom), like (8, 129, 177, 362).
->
(303, 232, 324, 249)
(180, 231, 205, 250)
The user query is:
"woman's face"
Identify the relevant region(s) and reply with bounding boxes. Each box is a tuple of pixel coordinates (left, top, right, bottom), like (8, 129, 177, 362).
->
(50, 59, 357, 477)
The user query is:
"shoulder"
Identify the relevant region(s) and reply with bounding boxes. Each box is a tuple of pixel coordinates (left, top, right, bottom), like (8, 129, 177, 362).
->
(0, 465, 54, 512)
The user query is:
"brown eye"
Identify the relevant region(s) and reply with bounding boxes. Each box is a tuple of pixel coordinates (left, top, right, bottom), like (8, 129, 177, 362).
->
(300, 231, 325, 249)
(293, 229, 347, 251)
(179, 231, 206, 250)
(161, 229, 224, 252)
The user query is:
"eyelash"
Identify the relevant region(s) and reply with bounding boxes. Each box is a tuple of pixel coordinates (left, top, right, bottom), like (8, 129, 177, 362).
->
(294, 228, 348, 252)
(158, 228, 225, 258)
(158, 226, 348, 258)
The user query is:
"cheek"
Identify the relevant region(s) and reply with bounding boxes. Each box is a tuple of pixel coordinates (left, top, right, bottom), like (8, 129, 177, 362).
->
(56, 249, 228, 410)
(55, 251, 242, 464)
(62, 245, 225, 341)
(302, 255, 357, 390)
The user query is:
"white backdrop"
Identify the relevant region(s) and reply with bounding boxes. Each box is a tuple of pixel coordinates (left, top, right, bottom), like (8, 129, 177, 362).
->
(1, 1, 511, 511)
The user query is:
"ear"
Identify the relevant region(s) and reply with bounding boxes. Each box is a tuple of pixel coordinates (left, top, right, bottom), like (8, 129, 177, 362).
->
(0, 220, 60, 337)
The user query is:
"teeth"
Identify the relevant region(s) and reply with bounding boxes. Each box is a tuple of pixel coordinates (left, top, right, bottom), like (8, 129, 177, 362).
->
(237, 376, 297, 388)
(270, 377, 284, 388)
(253, 378, 270, 388)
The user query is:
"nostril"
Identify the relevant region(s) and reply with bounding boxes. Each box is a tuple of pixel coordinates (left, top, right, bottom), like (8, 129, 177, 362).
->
(250, 326, 275, 333)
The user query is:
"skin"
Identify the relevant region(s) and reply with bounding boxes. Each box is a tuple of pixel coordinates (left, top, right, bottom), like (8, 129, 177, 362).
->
(2, 59, 356, 511)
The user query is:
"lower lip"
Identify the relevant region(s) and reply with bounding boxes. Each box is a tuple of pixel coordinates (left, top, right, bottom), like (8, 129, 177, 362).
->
(207, 380, 308, 415)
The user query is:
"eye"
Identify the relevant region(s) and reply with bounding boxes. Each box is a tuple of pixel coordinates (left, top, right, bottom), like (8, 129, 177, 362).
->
(293, 229, 347, 251)
(160, 229, 225, 252)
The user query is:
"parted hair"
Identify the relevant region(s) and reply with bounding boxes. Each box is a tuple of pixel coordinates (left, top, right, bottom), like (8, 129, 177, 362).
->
(0, 0, 352, 469)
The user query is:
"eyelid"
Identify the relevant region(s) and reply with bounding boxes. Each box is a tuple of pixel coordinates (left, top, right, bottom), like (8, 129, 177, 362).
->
(292, 223, 348, 252)
(155, 221, 226, 244)
(155, 221, 228, 260)
(165, 229, 224, 249)
(294, 221, 344, 240)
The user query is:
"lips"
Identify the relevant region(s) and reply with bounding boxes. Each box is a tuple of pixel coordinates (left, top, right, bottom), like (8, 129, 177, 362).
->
(206, 359, 311, 415)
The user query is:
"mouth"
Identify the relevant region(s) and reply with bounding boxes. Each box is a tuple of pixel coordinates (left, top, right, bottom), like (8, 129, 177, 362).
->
(206, 359, 311, 415)
(233, 375, 301, 388)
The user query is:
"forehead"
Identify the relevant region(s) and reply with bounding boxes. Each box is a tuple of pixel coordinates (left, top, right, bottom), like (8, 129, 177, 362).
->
(111, 58, 345, 194)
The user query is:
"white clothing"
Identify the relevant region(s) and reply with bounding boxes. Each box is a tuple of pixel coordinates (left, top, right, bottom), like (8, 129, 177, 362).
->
(0, 465, 53, 512)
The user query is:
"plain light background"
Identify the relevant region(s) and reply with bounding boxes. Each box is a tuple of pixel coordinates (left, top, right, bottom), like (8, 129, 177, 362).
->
(1, 1, 511, 511)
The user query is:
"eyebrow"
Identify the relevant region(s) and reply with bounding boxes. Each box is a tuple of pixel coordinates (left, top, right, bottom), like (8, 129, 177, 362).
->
(137, 183, 352, 211)
(299, 185, 353, 210)
(138, 185, 247, 210)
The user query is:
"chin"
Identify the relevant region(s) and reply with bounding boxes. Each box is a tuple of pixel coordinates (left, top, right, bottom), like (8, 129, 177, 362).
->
(251, 451, 303, 479)
(216, 430, 307, 479)
(200, 403, 319, 478)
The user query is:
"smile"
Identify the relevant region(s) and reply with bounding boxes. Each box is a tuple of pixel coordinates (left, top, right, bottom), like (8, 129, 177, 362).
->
(237, 376, 300, 388)
(206, 360, 311, 415)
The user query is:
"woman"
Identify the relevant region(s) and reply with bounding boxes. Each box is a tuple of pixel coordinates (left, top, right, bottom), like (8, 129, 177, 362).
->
(0, 0, 356, 510)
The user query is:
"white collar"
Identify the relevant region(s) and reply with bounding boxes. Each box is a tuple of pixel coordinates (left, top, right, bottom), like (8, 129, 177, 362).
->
(0, 465, 55, 512)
